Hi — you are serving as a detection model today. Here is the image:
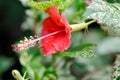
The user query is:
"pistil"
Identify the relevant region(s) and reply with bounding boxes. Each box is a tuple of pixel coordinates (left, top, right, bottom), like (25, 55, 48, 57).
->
(12, 30, 64, 52)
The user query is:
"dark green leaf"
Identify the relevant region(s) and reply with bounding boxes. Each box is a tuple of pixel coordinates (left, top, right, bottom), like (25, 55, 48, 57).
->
(42, 68, 58, 80)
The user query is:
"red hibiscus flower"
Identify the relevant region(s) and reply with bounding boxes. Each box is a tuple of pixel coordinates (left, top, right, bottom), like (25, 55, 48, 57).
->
(12, 6, 72, 56)
(40, 6, 72, 56)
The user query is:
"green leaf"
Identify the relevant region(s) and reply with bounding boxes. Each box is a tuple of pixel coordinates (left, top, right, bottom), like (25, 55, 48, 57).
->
(19, 52, 46, 80)
(28, 1, 52, 10)
(106, 0, 120, 3)
(42, 68, 58, 80)
(83, 0, 120, 29)
(112, 55, 120, 80)
(101, 24, 120, 36)
(28, 0, 73, 11)
(51, 0, 74, 10)
(60, 44, 96, 57)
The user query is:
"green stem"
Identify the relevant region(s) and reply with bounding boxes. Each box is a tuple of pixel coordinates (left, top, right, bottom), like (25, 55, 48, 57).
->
(70, 22, 87, 32)
(33, 16, 38, 35)
(70, 20, 96, 32)
(86, 19, 96, 25)
(52, 55, 56, 69)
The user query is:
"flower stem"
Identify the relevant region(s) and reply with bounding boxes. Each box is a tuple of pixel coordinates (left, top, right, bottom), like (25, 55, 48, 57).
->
(70, 19, 96, 32)
(33, 17, 38, 35)
(52, 55, 56, 69)
(70, 22, 87, 32)
(86, 19, 96, 25)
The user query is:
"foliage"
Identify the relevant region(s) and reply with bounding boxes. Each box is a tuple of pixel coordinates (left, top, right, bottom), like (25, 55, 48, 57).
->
(60, 44, 96, 57)
(112, 55, 120, 80)
(2, 0, 120, 80)
(28, 0, 74, 11)
(83, 0, 120, 28)
(19, 47, 76, 80)
(83, 0, 120, 36)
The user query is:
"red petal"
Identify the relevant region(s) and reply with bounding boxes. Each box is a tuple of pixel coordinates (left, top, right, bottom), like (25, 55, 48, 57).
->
(53, 33, 71, 51)
(40, 34, 58, 56)
(45, 6, 63, 26)
(40, 32, 71, 56)
(61, 12, 72, 33)
(40, 45, 57, 56)
(40, 6, 72, 56)
(42, 17, 63, 34)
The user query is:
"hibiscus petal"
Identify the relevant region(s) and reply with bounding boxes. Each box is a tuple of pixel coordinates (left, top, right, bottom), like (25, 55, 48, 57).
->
(53, 33, 71, 51)
(40, 32, 71, 56)
(40, 6, 71, 56)
(40, 34, 58, 56)
(61, 12, 72, 34)
(45, 6, 63, 26)
(42, 17, 62, 34)
(45, 6, 60, 21)
(40, 43, 57, 56)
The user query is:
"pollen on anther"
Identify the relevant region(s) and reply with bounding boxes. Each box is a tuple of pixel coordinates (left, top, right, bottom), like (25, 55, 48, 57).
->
(12, 36, 39, 52)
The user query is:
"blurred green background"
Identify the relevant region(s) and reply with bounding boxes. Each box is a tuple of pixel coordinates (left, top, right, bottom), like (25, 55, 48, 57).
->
(0, 0, 27, 79)
(0, 0, 120, 80)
